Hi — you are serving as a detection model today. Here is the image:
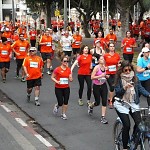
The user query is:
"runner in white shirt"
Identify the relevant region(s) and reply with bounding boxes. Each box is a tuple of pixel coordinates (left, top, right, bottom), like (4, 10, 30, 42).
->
(60, 30, 73, 59)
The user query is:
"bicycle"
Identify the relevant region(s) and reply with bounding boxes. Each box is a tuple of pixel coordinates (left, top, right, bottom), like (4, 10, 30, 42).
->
(113, 97, 150, 150)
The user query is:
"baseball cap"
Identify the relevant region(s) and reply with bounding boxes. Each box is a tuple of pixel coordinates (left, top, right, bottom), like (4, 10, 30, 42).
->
(142, 47, 150, 53)
(95, 39, 100, 44)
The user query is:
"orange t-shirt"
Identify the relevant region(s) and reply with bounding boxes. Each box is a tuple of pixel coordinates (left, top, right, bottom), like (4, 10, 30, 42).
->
(132, 24, 140, 35)
(11, 34, 19, 42)
(53, 66, 71, 88)
(29, 31, 37, 40)
(94, 37, 107, 50)
(72, 35, 82, 48)
(2, 32, 12, 42)
(105, 34, 117, 43)
(77, 54, 92, 75)
(0, 43, 12, 62)
(104, 53, 120, 75)
(11, 40, 29, 59)
(40, 35, 53, 53)
(122, 38, 136, 54)
(23, 55, 43, 80)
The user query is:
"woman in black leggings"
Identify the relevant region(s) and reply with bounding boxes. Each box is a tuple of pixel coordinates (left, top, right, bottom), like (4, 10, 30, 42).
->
(71, 45, 92, 106)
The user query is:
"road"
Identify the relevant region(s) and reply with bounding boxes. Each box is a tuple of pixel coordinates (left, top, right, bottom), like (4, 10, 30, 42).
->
(0, 38, 145, 150)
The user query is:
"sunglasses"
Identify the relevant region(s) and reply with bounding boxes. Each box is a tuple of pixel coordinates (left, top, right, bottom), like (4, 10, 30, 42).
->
(63, 60, 69, 63)
(29, 50, 36, 52)
(124, 68, 132, 72)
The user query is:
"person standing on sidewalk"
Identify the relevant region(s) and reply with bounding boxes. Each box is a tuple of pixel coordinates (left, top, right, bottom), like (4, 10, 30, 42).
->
(23, 47, 43, 106)
(0, 37, 12, 83)
(51, 52, 73, 120)
(71, 45, 92, 106)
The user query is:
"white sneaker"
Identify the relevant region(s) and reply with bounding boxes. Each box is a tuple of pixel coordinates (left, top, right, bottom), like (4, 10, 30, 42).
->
(47, 71, 51, 75)
(53, 104, 59, 115)
(35, 100, 40, 106)
(61, 114, 68, 120)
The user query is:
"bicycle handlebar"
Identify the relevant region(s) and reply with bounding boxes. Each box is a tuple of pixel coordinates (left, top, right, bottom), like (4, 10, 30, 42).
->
(114, 97, 149, 111)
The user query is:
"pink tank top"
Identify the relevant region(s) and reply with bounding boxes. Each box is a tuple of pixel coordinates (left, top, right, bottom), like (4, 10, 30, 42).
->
(93, 67, 106, 85)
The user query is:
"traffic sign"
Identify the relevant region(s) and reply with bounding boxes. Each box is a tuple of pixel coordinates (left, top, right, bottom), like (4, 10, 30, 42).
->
(55, 10, 60, 17)
(32, 13, 38, 20)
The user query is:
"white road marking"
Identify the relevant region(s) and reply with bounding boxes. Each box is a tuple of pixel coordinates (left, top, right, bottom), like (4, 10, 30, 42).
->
(34, 134, 52, 147)
(1, 105, 11, 112)
(15, 118, 28, 127)
(0, 113, 36, 150)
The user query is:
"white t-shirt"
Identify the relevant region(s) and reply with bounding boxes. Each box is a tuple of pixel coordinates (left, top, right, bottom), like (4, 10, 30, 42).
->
(60, 36, 73, 51)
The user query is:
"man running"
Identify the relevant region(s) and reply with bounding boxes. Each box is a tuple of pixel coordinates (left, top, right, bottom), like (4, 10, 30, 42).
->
(23, 47, 43, 106)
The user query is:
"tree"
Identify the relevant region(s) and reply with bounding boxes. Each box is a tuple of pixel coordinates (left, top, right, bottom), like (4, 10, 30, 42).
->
(26, 0, 53, 28)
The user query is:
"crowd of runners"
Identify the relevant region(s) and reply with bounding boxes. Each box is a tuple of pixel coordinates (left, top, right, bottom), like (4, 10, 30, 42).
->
(0, 17, 150, 125)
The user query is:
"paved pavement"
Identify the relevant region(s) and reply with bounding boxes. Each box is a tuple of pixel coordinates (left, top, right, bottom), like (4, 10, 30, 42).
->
(0, 38, 145, 150)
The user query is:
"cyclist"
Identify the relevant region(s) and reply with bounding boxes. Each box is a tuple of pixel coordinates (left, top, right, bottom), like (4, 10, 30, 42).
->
(113, 60, 150, 150)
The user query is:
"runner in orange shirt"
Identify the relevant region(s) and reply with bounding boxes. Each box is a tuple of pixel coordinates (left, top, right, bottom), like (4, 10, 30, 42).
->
(105, 29, 117, 44)
(72, 30, 82, 63)
(23, 47, 43, 106)
(39, 30, 53, 75)
(2, 28, 12, 44)
(0, 37, 12, 83)
(94, 31, 107, 51)
(71, 45, 92, 106)
(29, 27, 37, 47)
(132, 21, 140, 40)
(121, 31, 137, 63)
(104, 43, 120, 109)
(11, 34, 30, 81)
(51, 52, 73, 120)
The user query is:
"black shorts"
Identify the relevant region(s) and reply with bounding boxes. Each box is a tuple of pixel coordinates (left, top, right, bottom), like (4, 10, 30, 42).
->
(27, 77, 42, 88)
(16, 59, 24, 68)
(41, 52, 52, 61)
(0, 62, 10, 69)
(72, 48, 80, 55)
(63, 51, 72, 57)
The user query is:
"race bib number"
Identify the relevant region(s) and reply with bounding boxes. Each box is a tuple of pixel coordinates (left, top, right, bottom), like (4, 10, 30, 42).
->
(75, 41, 80, 45)
(145, 32, 150, 36)
(64, 46, 71, 49)
(7, 38, 10, 41)
(32, 34, 35, 36)
(98, 77, 106, 85)
(19, 47, 26, 51)
(60, 78, 68, 84)
(46, 42, 51, 46)
(109, 39, 114, 43)
(108, 65, 116, 72)
(1, 50, 8, 55)
(126, 47, 132, 52)
(143, 70, 150, 77)
(30, 62, 38, 68)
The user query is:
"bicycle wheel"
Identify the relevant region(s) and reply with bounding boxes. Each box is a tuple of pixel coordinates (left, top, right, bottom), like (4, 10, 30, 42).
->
(113, 119, 123, 150)
(140, 134, 150, 150)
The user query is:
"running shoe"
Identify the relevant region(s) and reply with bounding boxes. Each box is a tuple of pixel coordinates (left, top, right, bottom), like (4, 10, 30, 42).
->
(50, 66, 53, 72)
(21, 77, 26, 82)
(2, 79, 6, 83)
(88, 105, 93, 115)
(26, 95, 30, 102)
(61, 114, 68, 120)
(101, 116, 108, 124)
(47, 71, 51, 75)
(53, 104, 59, 115)
(78, 99, 84, 106)
(35, 100, 40, 106)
